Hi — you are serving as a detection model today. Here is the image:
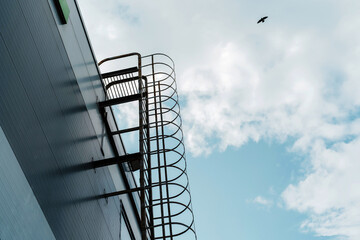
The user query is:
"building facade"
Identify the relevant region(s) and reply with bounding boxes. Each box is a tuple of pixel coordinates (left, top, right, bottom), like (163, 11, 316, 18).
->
(0, 0, 195, 239)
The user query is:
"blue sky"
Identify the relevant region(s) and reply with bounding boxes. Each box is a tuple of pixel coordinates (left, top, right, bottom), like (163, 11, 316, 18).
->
(78, 0, 360, 239)
(188, 140, 331, 240)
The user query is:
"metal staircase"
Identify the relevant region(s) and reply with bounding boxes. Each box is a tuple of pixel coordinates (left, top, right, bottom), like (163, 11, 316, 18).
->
(95, 53, 196, 240)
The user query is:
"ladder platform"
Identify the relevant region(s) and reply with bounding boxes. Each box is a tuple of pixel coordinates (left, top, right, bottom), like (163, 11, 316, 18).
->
(98, 92, 146, 108)
(101, 67, 138, 78)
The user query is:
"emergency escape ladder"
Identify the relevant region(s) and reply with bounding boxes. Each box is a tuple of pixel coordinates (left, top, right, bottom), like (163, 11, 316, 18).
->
(94, 53, 196, 240)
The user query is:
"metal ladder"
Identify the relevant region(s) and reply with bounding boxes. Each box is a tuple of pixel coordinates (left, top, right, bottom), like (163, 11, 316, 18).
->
(95, 53, 196, 240)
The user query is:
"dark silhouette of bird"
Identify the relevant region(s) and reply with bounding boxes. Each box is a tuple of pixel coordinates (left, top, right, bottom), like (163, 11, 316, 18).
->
(257, 16, 268, 24)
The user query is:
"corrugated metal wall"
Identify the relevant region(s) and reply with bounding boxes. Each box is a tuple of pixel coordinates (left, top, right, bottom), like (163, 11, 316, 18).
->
(0, 0, 139, 239)
(0, 126, 56, 240)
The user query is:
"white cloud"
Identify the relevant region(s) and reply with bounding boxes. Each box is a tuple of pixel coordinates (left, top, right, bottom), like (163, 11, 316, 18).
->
(179, 37, 359, 155)
(254, 196, 273, 206)
(282, 138, 360, 239)
(77, 0, 360, 238)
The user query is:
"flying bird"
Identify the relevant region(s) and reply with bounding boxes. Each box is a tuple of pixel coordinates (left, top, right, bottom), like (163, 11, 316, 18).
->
(257, 16, 268, 24)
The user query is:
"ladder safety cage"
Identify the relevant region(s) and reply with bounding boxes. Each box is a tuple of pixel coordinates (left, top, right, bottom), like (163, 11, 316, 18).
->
(97, 53, 197, 240)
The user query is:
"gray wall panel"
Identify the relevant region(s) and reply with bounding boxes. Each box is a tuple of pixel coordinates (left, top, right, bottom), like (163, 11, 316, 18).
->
(0, 127, 56, 240)
(48, 0, 141, 236)
(0, 0, 141, 239)
(0, 29, 87, 240)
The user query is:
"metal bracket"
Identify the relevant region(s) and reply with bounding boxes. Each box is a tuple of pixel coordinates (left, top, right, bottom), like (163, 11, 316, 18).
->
(92, 153, 142, 171)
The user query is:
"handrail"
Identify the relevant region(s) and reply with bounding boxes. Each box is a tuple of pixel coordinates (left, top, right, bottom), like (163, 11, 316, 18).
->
(98, 52, 141, 66)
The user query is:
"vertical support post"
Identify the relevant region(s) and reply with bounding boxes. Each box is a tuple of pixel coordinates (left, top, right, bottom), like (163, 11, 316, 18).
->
(152, 55, 166, 239)
(138, 55, 147, 240)
(145, 77, 154, 239)
(158, 81, 173, 239)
